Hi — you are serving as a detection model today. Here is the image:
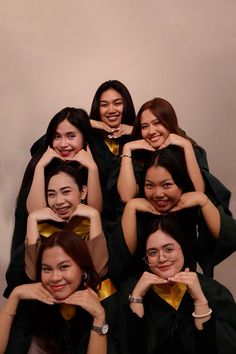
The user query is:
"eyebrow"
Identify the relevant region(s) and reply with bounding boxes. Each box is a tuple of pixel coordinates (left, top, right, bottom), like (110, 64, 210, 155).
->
(47, 186, 72, 193)
(147, 243, 175, 252)
(145, 178, 173, 183)
(100, 98, 123, 103)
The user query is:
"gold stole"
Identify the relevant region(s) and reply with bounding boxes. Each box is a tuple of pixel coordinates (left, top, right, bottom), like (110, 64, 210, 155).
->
(37, 218, 90, 240)
(152, 283, 187, 310)
(104, 138, 119, 156)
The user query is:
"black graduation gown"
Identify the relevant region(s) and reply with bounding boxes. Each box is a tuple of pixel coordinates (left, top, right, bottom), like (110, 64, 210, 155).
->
(5, 300, 102, 354)
(123, 273, 236, 354)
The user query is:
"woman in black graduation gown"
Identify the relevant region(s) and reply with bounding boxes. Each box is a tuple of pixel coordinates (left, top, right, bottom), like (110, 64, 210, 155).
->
(10, 107, 102, 258)
(4, 160, 121, 353)
(117, 97, 231, 214)
(1, 231, 111, 354)
(123, 215, 236, 354)
(110, 146, 235, 286)
(89, 79, 137, 222)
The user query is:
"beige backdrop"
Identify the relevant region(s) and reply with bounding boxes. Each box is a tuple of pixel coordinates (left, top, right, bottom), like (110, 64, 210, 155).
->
(1, 0, 236, 304)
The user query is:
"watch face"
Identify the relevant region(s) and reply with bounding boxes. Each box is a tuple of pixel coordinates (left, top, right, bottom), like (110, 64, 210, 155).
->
(102, 323, 109, 334)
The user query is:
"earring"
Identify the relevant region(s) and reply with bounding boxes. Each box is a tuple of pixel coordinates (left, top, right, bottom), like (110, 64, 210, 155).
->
(83, 272, 88, 281)
(82, 272, 88, 288)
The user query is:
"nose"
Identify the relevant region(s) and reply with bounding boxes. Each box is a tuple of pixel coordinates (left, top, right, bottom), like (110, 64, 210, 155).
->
(158, 250, 167, 262)
(147, 123, 156, 135)
(107, 104, 116, 114)
(55, 193, 65, 205)
(153, 187, 164, 198)
(50, 269, 62, 282)
(59, 136, 69, 148)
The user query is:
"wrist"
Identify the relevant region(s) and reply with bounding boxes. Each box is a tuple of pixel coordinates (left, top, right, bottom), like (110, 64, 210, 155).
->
(129, 294, 143, 303)
(200, 196, 209, 208)
(93, 308, 106, 326)
(123, 144, 132, 155)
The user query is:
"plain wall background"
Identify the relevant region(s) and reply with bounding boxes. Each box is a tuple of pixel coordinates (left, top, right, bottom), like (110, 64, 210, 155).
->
(1, 0, 235, 304)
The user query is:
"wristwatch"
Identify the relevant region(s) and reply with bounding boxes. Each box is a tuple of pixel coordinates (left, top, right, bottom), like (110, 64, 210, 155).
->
(129, 294, 143, 303)
(91, 322, 109, 335)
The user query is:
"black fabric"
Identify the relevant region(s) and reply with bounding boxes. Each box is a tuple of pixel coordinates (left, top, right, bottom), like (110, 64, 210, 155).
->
(123, 273, 236, 354)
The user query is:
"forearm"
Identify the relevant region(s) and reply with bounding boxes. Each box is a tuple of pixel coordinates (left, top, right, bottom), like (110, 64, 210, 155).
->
(87, 166, 103, 212)
(87, 233, 108, 277)
(25, 240, 41, 280)
(0, 293, 19, 354)
(25, 215, 40, 245)
(26, 165, 47, 213)
(193, 299, 212, 330)
(121, 202, 138, 254)
(117, 145, 138, 202)
(89, 212, 103, 239)
(200, 199, 220, 238)
(86, 310, 107, 354)
(184, 144, 205, 192)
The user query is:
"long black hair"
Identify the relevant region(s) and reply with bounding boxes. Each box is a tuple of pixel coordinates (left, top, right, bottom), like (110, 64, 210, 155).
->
(141, 145, 195, 196)
(90, 79, 136, 126)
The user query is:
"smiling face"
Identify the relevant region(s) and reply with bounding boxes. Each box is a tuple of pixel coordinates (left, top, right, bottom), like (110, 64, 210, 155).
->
(99, 88, 124, 128)
(52, 119, 84, 158)
(146, 230, 184, 279)
(144, 166, 182, 213)
(41, 246, 83, 300)
(140, 109, 169, 149)
(47, 172, 87, 220)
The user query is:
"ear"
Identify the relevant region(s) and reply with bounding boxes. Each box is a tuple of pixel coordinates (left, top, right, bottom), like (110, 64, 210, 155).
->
(80, 185, 88, 201)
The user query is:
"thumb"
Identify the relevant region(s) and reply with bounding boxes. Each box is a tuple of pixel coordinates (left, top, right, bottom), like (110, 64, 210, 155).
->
(185, 267, 190, 272)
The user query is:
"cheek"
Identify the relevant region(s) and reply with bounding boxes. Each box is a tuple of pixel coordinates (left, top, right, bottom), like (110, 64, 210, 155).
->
(52, 140, 57, 149)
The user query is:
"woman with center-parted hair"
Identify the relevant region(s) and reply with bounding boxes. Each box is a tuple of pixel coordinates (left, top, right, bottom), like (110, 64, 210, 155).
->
(1, 231, 117, 354)
(88, 80, 138, 222)
(10, 107, 103, 258)
(121, 215, 236, 354)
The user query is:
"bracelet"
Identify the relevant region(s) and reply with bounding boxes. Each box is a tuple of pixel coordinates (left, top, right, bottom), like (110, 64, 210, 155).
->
(3, 308, 16, 317)
(200, 198, 209, 209)
(192, 308, 212, 318)
(120, 154, 132, 159)
(129, 294, 143, 303)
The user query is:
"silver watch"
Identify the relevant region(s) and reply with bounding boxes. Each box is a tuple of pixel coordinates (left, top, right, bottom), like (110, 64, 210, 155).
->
(91, 322, 109, 335)
(129, 294, 143, 303)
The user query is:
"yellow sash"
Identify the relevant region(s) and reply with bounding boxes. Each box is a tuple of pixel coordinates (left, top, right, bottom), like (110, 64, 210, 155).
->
(152, 283, 187, 310)
(60, 303, 77, 321)
(97, 278, 117, 302)
(104, 138, 119, 156)
(37, 218, 90, 240)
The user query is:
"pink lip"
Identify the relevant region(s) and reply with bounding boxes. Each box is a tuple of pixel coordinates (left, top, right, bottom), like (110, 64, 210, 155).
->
(50, 284, 67, 291)
(158, 265, 172, 271)
(154, 200, 168, 208)
(59, 150, 73, 157)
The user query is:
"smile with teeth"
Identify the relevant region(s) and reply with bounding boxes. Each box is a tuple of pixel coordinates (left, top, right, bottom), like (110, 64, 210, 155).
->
(106, 115, 119, 121)
(149, 135, 161, 142)
(55, 207, 70, 215)
(59, 150, 73, 157)
(154, 200, 168, 207)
